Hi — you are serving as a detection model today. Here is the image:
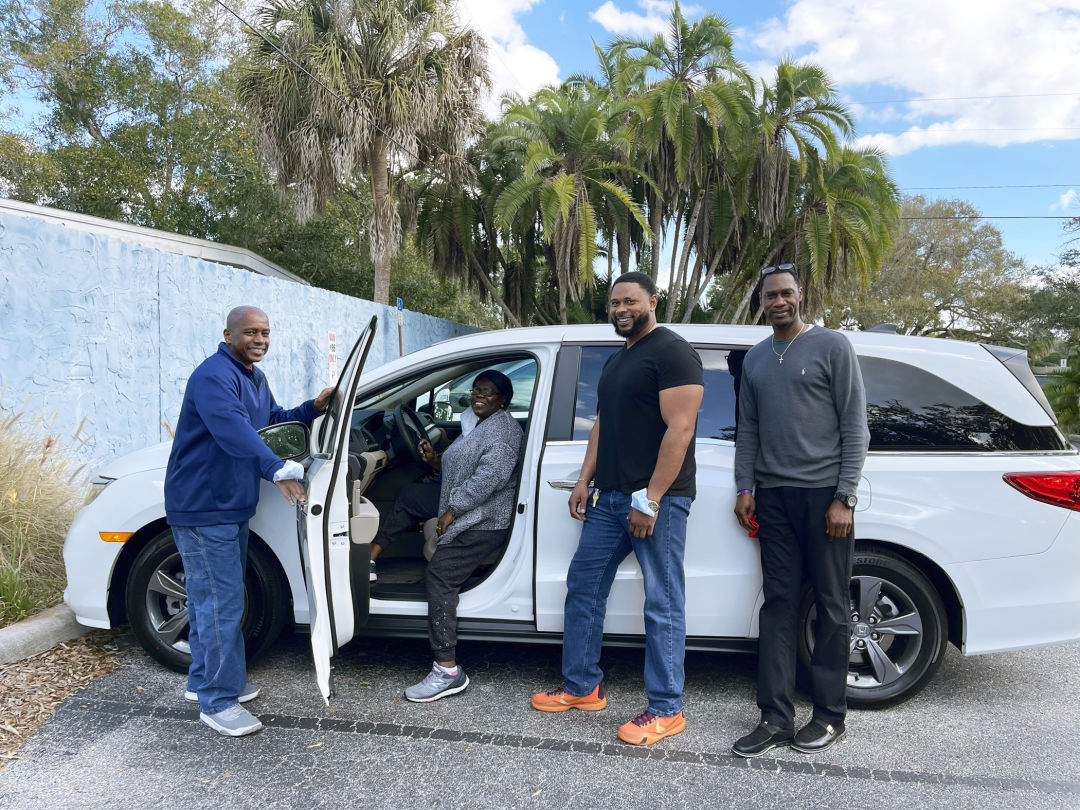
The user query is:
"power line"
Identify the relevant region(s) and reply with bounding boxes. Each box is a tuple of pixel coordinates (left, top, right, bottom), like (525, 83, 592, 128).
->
(902, 184, 1080, 190)
(901, 215, 1076, 220)
(851, 90, 1080, 105)
(862, 126, 1080, 135)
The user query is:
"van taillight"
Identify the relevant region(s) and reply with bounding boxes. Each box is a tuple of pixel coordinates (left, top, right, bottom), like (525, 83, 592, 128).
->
(1003, 473, 1080, 511)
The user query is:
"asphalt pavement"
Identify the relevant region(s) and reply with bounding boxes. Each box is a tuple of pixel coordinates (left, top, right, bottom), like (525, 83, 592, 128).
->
(1, 628, 1078, 809)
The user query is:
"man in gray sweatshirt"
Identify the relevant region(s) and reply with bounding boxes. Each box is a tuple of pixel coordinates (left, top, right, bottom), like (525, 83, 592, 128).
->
(731, 264, 869, 758)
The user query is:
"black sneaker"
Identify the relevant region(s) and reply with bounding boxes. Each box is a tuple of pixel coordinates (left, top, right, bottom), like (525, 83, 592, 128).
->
(791, 719, 846, 754)
(369, 560, 377, 583)
(732, 721, 795, 758)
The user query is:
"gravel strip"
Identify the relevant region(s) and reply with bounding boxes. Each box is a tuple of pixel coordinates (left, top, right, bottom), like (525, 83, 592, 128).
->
(0, 630, 121, 769)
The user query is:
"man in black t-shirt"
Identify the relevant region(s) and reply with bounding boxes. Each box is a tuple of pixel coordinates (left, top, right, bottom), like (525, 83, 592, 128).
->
(531, 272, 704, 746)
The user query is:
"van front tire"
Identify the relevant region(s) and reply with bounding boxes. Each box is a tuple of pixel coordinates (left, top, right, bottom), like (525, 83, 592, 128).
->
(124, 529, 289, 673)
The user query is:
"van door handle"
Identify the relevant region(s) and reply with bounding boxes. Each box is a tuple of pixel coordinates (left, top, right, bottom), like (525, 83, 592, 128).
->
(548, 479, 587, 490)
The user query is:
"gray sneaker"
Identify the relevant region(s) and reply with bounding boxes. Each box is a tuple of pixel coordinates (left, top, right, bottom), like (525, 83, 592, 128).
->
(404, 664, 469, 703)
(199, 704, 263, 737)
(185, 683, 260, 703)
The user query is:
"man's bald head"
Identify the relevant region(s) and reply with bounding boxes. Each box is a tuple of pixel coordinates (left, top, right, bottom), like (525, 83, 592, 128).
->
(226, 306, 268, 332)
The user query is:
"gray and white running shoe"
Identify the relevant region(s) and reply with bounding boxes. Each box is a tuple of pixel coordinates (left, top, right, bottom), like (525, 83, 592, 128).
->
(404, 664, 470, 703)
(199, 704, 263, 737)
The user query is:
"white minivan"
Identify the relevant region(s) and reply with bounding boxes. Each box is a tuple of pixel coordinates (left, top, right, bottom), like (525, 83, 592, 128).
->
(64, 319, 1080, 708)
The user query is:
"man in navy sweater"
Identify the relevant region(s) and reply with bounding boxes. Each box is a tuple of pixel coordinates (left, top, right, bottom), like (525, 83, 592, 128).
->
(165, 306, 332, 737)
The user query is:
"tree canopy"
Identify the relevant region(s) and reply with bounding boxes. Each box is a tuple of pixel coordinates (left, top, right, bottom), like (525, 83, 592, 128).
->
(824, 195, 1028, 344)
(3, 0, 1066, 355)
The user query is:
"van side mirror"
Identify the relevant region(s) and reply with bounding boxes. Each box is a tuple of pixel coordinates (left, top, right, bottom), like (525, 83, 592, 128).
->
(259, 422, 310, 460)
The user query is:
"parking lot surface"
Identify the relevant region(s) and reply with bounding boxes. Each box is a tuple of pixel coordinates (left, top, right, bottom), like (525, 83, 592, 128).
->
(1, 629, 1078, 809)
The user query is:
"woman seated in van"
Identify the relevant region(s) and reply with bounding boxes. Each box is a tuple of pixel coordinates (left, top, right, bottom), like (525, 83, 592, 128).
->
(404, 369, 523, 703)
(368, 407, 479, 584)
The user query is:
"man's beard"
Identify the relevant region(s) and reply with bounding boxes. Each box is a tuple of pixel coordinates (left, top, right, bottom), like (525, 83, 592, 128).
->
(611, 310, 651, 338)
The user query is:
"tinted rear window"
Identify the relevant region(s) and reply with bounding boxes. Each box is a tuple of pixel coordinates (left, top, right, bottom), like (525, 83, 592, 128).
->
(860, 356, 1068, 452)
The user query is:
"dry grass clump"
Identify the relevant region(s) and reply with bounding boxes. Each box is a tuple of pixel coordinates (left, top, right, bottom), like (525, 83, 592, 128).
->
(0, 404, 89, 627)
(0, 630, 120, 769)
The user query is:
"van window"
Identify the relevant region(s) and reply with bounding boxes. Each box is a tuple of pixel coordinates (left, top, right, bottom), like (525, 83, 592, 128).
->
(572, 347, 616, 440)
(860, 356, 1068, 452)
(433, 358, 537, 422)
(572, 345, 737, 441)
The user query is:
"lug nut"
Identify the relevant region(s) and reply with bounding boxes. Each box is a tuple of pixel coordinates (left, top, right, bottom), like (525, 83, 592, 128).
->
(856, 640, 866, 649)
(868, 616, 877, 625)
(871, 632, 880, 641)
(851, 614, 860, 622)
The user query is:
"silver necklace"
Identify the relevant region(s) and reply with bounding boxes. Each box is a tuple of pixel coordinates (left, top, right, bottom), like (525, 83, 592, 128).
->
(771, 323, 808, 365)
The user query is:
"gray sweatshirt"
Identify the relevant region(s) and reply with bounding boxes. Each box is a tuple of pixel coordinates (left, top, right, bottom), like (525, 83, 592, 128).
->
(734, 326, 869, 495)
(437, 408, 523, 545)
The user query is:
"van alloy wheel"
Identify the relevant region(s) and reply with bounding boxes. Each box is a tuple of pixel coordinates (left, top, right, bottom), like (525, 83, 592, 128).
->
(798, 550, 949, 709)
(125, 530, 290, 672)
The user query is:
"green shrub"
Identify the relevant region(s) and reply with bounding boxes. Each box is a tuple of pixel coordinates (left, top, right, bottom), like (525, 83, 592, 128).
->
(0, 406, 88, 627)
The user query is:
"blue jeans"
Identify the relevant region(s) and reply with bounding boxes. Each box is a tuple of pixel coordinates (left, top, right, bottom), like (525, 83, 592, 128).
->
(172, 522, 249, 714)
(561, 490, 692, 717)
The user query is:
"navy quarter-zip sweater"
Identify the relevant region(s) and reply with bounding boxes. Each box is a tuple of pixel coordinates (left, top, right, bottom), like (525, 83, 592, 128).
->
(165, 343, 320, 527)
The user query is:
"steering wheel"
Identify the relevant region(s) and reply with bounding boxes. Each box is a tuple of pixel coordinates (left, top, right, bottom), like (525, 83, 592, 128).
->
(392, 404, 429, 466)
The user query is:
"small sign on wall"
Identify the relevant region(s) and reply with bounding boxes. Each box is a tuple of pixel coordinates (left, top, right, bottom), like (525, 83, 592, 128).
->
(397, 298, 404, 357)
(328, 330, 338, 384)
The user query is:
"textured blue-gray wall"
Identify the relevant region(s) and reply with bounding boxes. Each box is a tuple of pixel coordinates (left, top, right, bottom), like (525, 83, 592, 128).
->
(0, 207, 474, 464)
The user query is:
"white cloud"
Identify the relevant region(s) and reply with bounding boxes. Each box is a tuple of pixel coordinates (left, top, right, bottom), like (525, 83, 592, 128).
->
(589, 0, 704, 38)
(750, 0, 1080, 155)
(457, 0, 562, 116)
(1052, 189, 1080, 212)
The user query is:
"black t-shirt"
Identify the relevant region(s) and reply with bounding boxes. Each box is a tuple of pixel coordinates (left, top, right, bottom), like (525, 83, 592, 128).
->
(593, 326, 703, 497)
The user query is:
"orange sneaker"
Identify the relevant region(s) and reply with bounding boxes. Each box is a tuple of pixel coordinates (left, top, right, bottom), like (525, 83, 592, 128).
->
(530, 683, 607, 712)
(617, 709, 686, 745)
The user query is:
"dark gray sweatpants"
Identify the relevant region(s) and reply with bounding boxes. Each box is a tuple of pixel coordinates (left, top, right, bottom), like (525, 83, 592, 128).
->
(426, 528, 507, 661)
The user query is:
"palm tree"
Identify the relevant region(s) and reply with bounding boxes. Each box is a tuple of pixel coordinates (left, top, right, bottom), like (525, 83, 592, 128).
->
(412, 139, 526, 327)
(798, 146, 900, 314)
(571, 42, 651, 278)
(239, 0, 490, 305)
(698, 60, 863, 323)
(753, 59, 853, 239)
(608, 1, 748, 286)
(493, 82, 650, 324)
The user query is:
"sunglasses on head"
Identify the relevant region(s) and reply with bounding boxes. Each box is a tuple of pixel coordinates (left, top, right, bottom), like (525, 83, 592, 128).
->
(760, 263, 797, 277)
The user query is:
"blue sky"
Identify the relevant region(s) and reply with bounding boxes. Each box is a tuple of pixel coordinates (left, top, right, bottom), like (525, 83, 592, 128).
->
(459, 0, 1080, 269)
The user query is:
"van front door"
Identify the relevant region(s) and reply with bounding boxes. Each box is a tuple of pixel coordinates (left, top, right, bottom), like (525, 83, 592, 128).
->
(300, 316, 377, 703)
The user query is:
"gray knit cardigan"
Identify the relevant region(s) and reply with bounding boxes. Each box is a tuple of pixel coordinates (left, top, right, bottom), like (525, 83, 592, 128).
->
(436, 408, 523, 545)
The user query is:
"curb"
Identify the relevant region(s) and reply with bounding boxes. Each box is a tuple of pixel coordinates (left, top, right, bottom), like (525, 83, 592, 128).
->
(0, 604, 92, 666)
